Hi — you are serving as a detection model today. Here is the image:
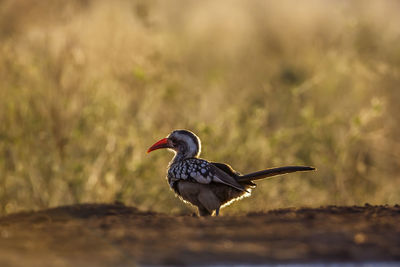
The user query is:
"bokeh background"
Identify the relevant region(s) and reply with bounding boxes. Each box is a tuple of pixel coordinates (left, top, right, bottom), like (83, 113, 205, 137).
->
(0, 0, 399, 215)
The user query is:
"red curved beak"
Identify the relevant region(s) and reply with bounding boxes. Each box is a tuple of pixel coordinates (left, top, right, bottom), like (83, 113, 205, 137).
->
(147, 138, 171, 153)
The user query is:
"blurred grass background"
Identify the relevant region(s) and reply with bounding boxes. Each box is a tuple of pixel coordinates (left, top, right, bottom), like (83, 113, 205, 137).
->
(0, 0, 399, 215)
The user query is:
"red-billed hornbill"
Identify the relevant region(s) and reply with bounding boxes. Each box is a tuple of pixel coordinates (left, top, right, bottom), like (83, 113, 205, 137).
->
(147, 129, 315, 216)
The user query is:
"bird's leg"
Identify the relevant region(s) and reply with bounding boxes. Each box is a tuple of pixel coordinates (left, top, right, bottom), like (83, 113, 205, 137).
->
(198, 206, 212, 216)
(215, 207, 220, 216)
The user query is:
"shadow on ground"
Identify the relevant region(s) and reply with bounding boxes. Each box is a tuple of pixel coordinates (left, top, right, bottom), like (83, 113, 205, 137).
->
(0, 203, 399, 266)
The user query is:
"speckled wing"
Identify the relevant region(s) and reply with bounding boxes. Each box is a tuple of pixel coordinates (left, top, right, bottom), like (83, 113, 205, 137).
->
(168, 158, 247, 192)
(208, 163, 247, 192)
(168, 158, 213, 185)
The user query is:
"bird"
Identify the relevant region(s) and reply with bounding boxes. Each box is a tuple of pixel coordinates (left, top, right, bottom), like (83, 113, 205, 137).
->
(147, 129, 315, 216)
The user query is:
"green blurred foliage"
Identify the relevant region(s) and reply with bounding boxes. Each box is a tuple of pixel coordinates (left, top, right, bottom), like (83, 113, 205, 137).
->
(0, 0, 399, 215)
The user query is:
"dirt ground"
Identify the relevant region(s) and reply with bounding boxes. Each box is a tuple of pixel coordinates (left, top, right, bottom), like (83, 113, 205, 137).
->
(0, 203, 399, 266)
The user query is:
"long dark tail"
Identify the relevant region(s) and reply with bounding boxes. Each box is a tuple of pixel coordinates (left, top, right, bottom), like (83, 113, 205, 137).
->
(237, 166, 315, 183)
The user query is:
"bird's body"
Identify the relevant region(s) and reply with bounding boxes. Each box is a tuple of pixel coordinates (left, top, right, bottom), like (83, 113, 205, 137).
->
(147, 130, 315, 216)
(167, 158, 252, 216)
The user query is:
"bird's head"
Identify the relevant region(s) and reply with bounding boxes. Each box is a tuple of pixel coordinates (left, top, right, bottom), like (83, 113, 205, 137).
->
(147, 130, 201, 159)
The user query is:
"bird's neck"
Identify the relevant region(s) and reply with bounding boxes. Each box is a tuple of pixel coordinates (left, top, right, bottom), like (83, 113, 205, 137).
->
(170, 141, 200, 165)
(171, 151, 197, 165)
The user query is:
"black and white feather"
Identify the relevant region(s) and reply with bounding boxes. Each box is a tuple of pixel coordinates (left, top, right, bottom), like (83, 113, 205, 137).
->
(168, 158, 246, 192)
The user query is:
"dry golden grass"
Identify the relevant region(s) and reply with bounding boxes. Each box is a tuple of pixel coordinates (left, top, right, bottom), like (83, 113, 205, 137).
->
(0, 0, 399, 215)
